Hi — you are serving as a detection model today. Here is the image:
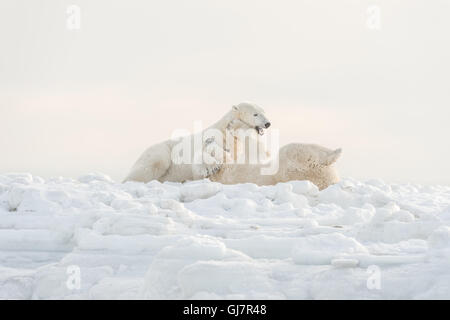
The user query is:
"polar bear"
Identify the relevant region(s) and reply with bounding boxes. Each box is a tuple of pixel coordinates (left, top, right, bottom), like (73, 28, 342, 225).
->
(123, 102, 271, 183)
(208, 143, 342, 190)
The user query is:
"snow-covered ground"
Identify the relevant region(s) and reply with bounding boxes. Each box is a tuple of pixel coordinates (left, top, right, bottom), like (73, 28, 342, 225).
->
(0, 173, 449, 299)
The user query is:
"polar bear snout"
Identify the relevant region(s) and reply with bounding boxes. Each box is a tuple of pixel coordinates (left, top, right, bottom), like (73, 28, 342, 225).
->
(252, 112, 271, 135)
(254, 118, 271, 135)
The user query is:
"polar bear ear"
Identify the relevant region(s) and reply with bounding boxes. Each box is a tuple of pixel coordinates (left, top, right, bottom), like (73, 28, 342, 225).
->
(232, 105, 239, 111)
(322, 148, 342, 166)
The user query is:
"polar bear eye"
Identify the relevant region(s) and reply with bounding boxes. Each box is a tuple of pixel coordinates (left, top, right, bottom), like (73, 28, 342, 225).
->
(253, 114, 258, 116)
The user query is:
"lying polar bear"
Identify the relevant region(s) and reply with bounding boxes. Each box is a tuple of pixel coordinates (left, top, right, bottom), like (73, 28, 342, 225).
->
(123, 102, 271, 183)
(208, 143, 342, 190)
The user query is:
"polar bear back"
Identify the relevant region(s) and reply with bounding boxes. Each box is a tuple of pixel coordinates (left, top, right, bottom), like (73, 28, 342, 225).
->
(209, 143, 341, 190)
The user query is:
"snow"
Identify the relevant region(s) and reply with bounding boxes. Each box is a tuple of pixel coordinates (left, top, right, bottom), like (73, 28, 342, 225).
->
(0, 172, 449, 299)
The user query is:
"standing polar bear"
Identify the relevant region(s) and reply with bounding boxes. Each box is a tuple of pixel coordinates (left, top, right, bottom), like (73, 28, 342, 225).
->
(123, 102, 271, 183)
(208, 143, 342, 190)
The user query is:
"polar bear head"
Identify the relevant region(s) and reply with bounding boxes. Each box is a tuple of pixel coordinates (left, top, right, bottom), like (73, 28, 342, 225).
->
(231, 102, 271, 135)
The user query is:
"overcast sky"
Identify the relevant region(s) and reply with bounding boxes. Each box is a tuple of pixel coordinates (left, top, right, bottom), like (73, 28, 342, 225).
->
(1, 0, 449, 184)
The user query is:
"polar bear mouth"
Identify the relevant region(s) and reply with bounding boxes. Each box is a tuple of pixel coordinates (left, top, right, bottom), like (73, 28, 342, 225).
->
(255, 126, 265, 135)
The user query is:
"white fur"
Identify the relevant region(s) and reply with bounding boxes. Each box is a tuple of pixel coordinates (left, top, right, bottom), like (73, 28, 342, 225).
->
(208, 143, 342, 190)
(123, 102, 270, 183)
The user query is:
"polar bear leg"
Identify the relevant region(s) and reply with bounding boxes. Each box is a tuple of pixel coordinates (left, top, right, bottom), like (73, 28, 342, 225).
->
(124, 144, 172, 183)
(192, 138, 228, 180)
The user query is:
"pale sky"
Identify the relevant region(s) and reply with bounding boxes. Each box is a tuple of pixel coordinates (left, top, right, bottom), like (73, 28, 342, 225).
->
(1, 0, 449, 185)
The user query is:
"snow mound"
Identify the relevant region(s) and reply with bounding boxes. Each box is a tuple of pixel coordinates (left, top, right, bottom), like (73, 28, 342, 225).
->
(0, 173, 449, 299)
